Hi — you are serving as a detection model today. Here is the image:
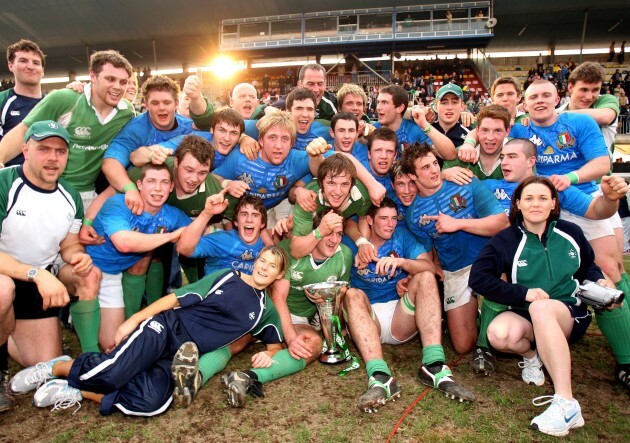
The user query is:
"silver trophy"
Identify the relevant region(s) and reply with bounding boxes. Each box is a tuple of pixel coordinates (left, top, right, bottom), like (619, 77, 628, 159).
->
(303, 281, 349, 364)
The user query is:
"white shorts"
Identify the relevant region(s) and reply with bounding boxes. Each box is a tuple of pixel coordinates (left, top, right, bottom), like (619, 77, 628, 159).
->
(371, 299, 417, 345)
(290, 313, 311, 326)
(560, 209, 615, 241)
(80, 190, 98, 213)
(99, 272, 124, 308)
(267, 198, 293, 230)
(443, 266, 474, 311)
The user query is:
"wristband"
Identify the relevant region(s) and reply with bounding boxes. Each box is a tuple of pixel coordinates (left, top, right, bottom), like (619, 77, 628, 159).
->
(82, 218, 93, 227)
(313, 228, 323, 240)
(355, 237, 372, 247)
(221, 179, 229, 189)
(122, 183, 138, 193)
(464, 137, 476, 146)
(565, 171, 579, 184)
(422, 125, 433, 134)
(149, 152, 154, 163)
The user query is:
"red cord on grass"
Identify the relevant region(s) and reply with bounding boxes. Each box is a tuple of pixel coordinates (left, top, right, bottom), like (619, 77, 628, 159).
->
(386, 355, 466, 442)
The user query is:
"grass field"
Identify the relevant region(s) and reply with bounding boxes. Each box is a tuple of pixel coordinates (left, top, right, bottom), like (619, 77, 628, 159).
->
(0, 319, 628, 443)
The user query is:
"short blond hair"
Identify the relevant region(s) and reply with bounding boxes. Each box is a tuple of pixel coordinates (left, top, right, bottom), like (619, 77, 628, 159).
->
(256, 113, 296, 146)
(337, 84, 368, 109)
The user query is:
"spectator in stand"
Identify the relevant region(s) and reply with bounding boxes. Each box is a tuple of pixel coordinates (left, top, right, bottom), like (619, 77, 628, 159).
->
(618, 41, 626, 64)
(609, 42, 616, 62)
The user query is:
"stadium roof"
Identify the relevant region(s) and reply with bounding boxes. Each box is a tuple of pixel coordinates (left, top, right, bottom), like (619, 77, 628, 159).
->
(1, 1, 627, 77)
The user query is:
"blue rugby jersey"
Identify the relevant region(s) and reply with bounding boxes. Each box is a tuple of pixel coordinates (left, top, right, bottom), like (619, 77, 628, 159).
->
(405, 178, 504, 272)
(510, 113, 609, 194)
(188, 229, 264, 276)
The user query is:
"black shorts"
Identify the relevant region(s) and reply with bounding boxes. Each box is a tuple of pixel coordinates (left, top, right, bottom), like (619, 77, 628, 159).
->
(510, 302, 592, 344)
(12, 280, 61, 320)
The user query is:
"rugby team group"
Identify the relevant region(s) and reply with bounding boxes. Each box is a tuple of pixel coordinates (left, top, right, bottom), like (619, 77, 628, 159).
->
(0, 38, 628, 437)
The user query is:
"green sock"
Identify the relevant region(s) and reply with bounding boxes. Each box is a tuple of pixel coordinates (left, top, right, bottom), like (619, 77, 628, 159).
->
(122, 272, 146, 319)
(421, 344, 446, 366)
(596, 297, 630, 365)
(365, 358, 391, 378)
(198, 346, 232, 386)
(70, 299, 101, 353)
(619, 274, 630, 295)
(476, 298, 508, 349)
(145, 261, 164, 306)
(180, 262, 200, 284)
(251, 349, 307, 384)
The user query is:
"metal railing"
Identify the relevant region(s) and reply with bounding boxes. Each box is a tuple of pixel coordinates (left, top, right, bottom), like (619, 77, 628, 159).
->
(470, 48, 499, 91)
(619, 115, 630, 134)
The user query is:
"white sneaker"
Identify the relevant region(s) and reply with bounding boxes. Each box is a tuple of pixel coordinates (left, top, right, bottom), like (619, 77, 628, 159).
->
(9, 355, 71, 394)
(531, 394, 585, 436)
(33, 379, 82, 413)
(519, 354, 545, 386)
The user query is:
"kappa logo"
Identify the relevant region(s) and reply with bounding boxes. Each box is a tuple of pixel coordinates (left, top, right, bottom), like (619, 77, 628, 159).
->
(147, 320, 164, 334)
(240, 250, 254, 261)
(517, 260, 528, 267)
(237, 172, 254, 186)
(529, 134, 543, 147)
(10, 111, 20, 116)
(74, 126, 91, 138)
(16, 210, 26, 216)
(249, 312, 255, 320)
(419, 214, 431, 226)
(494, 188, 511, 201)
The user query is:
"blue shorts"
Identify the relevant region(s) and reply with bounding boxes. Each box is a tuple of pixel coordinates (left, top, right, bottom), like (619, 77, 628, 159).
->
(510, 302, 592, 344)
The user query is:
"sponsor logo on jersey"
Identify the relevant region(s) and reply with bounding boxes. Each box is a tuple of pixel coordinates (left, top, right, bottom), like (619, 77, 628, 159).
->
(258, 187, 267, 194)
(537, 151, 578, 165)
(215, 290, 223, 295)
(74, 126, 91, 138)
(556, 132, 575, 150)
(291, 270, 303, 281)
(147, 320, 164, 334)
(494, 188, 511, 201)
(249, 312, 255, 320)
(517, 260, 528, 267)
(71, 142, 108, 151)
(10, 111, 20, 116)
(418, 214, 431, 226)
(190, 209, 200, 216)
(356, 268, 370, 276)
(16, 209, 26, 216)
(529, 134, 543, 147)
(568, 249, 577, 259)
(240, 250, 254, 261)
(544, 146, 555, 155)
(237, 172, 254, 186)
(273, 176, 288, 190)
(48, 122, 60, 129)
(326, 276, 338, 282)
(448, 193, 467, 212)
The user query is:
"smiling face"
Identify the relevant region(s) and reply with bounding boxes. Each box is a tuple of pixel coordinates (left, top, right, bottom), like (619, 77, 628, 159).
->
(516, 182, 555, 229)
(146, 90, 178, 131)
(173, 153, 210, 195)
(331, 118, 358, 153)
(340, 93, 365, 119)
(368, 206, 398, 242)
(211, 121, 241, 155)
(568, 80, 602, 110)
(250, 249, 283, 288)
(137, 168, 174, 213)
(298, 68, 326, 105)
(289, 98, 315, 135)
(477, 117, 508, 157)
(321, 171, 352, 210)
(524, 82, 559, 126)
(392, 172, 418, 207)
(312, 224, 343, 260)
(259, 125, 292, 165)
(124, 73, 138, 102)
(9, 50, 44, 87)
(233, 203, 265, 245)
(90, 63, 130, 109)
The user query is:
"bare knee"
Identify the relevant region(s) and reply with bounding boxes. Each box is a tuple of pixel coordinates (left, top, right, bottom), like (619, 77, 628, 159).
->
(0, 275, 15, 313)
(487, 323, 509, 349)
(76, 267, 102, 300)
(344, 288, 370, 310)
